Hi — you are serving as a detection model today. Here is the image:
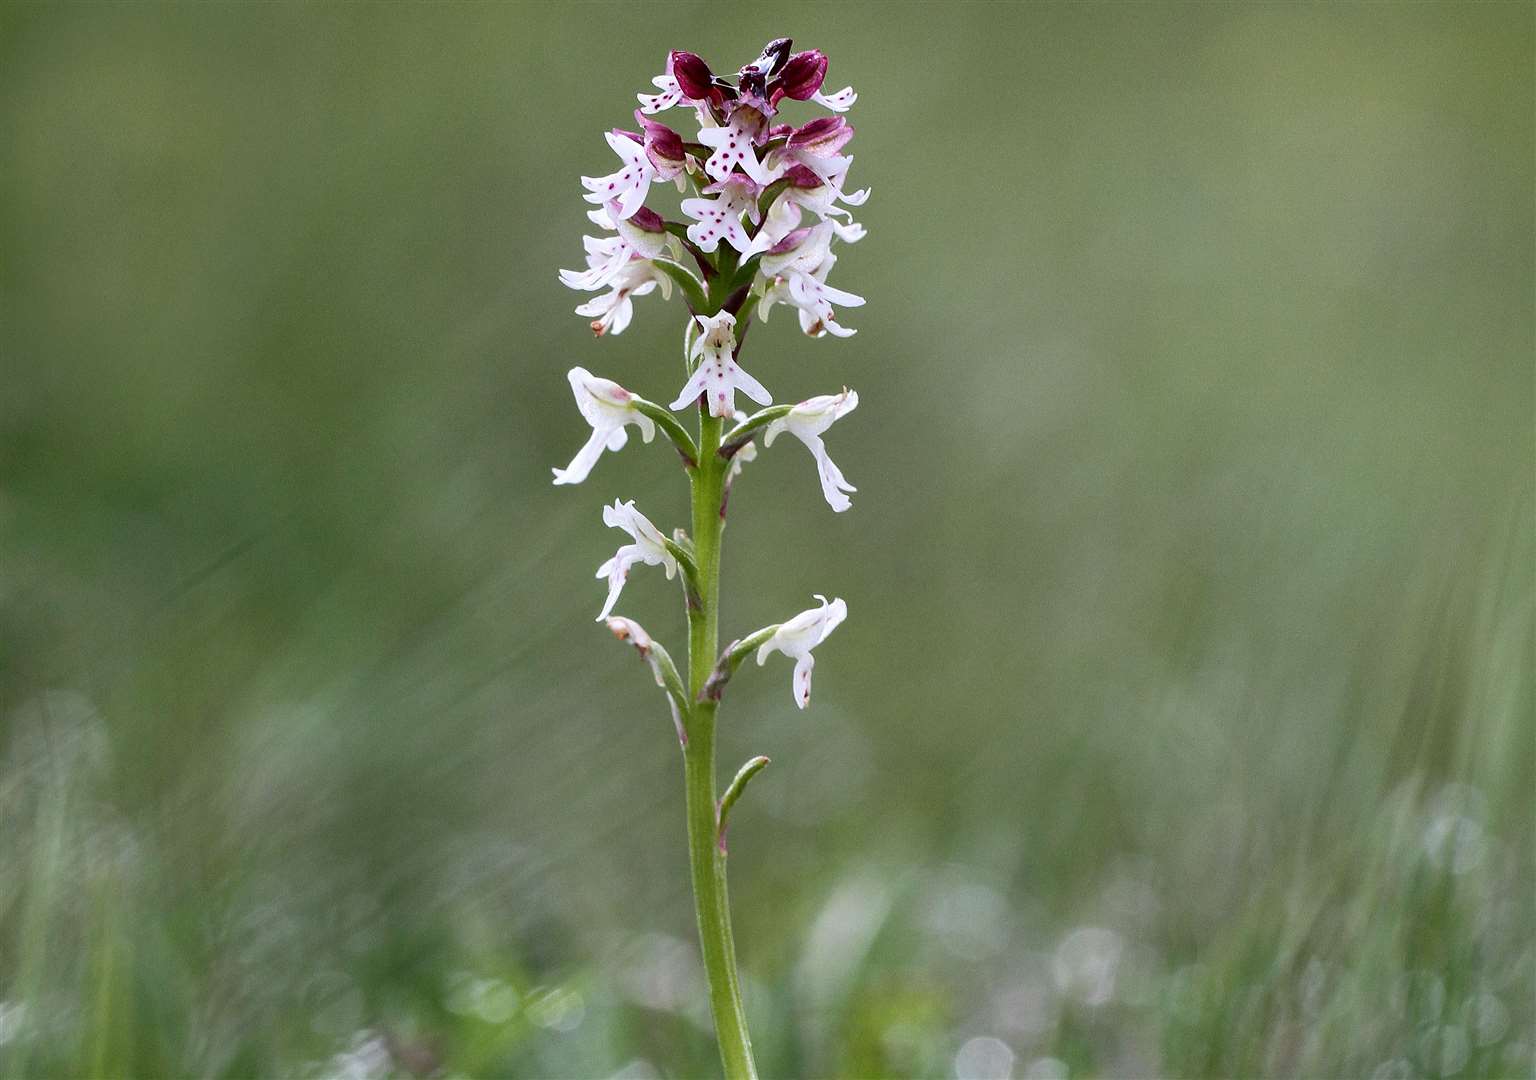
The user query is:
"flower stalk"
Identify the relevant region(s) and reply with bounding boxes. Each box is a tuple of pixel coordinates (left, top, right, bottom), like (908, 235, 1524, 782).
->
(553, 38, 866, 1077)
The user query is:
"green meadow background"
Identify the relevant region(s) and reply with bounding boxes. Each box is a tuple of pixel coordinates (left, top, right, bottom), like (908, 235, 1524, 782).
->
(2, 3, 1531, 1077)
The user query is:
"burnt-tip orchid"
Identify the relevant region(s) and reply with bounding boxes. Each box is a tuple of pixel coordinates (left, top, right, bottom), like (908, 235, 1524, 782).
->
(558, 205, 670, 293)
(669, 311, 771, 418)
(759, 222, 865, 338)
(696, 111, 779, 186)
(761, 165, 868, 245)
(635, 112, 688, 184)
(551, 38, 870, 1078)
(595, 500, 677, 622)
(681, 175, 760, 254)
(768, 116, 854, 183)
(551, 368, 655, 485)
(754, 595, 849, 709)
(581, 129, 658, 221)
(574, 257, 672, 338)
(764, 389, 859, 512)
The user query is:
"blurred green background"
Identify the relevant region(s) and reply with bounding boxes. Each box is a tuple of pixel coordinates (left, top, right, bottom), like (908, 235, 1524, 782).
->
(2, 3, 1532, 1078)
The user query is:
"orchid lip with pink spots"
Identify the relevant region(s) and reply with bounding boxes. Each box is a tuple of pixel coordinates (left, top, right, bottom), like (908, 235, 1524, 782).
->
(668, 312, 771, 418)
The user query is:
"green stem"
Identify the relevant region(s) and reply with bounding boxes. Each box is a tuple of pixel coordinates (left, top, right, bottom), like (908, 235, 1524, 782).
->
(684, 408, 758, 1078)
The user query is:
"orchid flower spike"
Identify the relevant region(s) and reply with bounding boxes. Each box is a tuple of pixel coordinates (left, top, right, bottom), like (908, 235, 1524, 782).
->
(595, 500, 677, 621)
(552, 368, 655, 485)
(670, 311, 772, 418)
(755, 595, 848, 709)
(764, 389, 859, 512)
(571, 39, 865, 342)
(557, 42, 869, 1071)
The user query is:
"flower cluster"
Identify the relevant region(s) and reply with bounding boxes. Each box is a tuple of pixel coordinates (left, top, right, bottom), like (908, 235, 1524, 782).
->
(560, 38, 867, 341)
(554, 38, 866, 713)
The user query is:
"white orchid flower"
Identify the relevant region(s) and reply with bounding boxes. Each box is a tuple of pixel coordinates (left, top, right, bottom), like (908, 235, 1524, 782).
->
(759, 223, 864, 338)
(669, 311, 772, 418)
(558, 205, 670, 293)
(681, 175, 761, 255)
(595, 500, 677, 621)
(764, 389, 859, 512)
(580, 130, 657, 221)
(727, 439, 757, 483)
(574, 257, 672, 337)
(637, 73, 684, 114)
(552, 369, 655, 486)
(764, 117, 855, 188)
(755, 595, 848, 709)
(695, 107, 780, 186)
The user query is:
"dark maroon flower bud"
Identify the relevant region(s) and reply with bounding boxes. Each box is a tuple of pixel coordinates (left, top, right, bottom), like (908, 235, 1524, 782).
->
(628, 205, 667, 233)
(767, 123, 795, 140)
(738, 39, 791, 109)
(787, 115, 853, 156)
(669, 51, 716, 101)
(634, 110, 685, 176)
(774, 50, 827, 103)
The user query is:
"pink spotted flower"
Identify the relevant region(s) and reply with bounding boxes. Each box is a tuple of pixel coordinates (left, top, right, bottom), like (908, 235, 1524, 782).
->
(669, 311, 771, 418)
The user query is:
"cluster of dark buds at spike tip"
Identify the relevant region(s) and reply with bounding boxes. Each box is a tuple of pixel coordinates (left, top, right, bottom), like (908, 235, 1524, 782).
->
(560, 38, 867, 340)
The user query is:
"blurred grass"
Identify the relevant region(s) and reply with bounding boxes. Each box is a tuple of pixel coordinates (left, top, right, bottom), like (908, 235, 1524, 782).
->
(1, 3, 1532, 1078)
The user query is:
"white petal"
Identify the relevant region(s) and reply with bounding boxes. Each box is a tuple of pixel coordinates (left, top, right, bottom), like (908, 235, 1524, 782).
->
(552, 427, 607, 485)
(614, 173, 651, 220)
(668, 366, 710, 412)
(791, 652, 815, 709)
(811, 441, 856, 512)
(817, 597, 848, 643)
(596, 567, 627, 621)
(732, 363, 773, 408)
(813, 86, 857, 112)
(829, 218, 866, 244)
